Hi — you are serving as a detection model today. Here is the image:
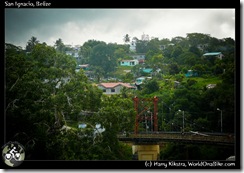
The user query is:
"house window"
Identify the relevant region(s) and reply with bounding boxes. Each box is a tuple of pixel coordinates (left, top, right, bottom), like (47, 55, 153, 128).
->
(111, 89, 115, 92)
(103, 89, 106, 92)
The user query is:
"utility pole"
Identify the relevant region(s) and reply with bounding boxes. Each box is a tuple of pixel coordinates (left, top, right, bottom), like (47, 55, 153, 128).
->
(179, 110, 184, 133)
(217, 108, 223, 133)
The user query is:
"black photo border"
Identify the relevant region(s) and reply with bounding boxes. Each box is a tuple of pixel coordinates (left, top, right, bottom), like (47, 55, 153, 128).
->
(2, 0, 241, 170)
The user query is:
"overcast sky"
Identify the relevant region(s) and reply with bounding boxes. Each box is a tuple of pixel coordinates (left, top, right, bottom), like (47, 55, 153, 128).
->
(5, 8, 235, 48)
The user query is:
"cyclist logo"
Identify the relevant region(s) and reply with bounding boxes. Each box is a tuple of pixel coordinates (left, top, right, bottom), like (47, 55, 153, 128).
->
(2, 141, 25, 167)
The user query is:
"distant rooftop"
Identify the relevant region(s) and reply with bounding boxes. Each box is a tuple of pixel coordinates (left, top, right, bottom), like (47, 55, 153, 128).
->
(206, 84, 217, 89)
(120, 60, 138, 62)
(142, 68, 153, 73)
(98, 82, 135, 89)
(79, 64, 89, 68)
(203, 52, 222, 56)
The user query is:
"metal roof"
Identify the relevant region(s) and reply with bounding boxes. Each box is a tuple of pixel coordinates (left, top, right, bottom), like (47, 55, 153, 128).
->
(142, 68, 153, 73)
(203, 52, 222, 56)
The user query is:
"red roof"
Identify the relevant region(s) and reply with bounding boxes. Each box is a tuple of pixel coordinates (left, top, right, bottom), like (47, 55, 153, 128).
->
(98, 82, 135, 89)
(138, 59, 145, 64)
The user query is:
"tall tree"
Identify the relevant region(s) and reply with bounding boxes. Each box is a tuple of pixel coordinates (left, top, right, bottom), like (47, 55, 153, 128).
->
(186, 33, 211, 46)
(26, 36, 39, 52)
(89, 42, 116, 76)
(136, 39, 149, 53)
(5, 43, 103, 159)
(123, 34, 130, 44)
(54, 38, 65, 53)
(142, 79, 160, 94)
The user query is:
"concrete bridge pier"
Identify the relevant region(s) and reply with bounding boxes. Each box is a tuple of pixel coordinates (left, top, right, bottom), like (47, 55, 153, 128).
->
(132, 144, 160, 160)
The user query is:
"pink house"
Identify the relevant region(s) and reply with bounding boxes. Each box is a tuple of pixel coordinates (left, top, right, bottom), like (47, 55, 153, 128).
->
(97, 82, 136, 95)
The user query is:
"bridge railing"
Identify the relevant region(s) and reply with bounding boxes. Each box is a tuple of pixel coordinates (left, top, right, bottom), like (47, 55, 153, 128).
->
(117, 132, 235, 144)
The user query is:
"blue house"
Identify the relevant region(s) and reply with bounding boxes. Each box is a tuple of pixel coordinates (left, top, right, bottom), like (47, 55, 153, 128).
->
(120, 59, 139, 66)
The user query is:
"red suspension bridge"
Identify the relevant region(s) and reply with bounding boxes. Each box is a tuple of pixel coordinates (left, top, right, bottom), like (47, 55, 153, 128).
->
(118, 96, 235, 146)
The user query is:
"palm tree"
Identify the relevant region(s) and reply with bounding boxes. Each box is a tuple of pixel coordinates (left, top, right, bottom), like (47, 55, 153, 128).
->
(123, 34, 130, 44)
(26, 36, 39, 52)
(54, 38, 65, 52)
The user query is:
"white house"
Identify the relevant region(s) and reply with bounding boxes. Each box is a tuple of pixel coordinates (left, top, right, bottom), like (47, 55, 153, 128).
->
(97, 82, 136, 95)
(65, 46, 80, 59)
(120, 59, 139, 66)
(129, 41, 136, 52)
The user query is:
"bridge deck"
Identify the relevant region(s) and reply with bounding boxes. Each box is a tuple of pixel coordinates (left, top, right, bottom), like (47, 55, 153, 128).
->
(118, 132, 235, 146)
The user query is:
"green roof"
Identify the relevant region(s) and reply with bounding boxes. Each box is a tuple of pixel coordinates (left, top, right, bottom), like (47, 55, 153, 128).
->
(142, 68, 153, 73)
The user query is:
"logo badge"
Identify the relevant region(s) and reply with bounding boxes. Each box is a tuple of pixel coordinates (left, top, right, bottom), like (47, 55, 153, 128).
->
(2, 141, 25, 167)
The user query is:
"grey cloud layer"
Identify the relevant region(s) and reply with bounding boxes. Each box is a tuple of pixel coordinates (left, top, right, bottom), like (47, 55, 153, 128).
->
(5, 9, 235, 47)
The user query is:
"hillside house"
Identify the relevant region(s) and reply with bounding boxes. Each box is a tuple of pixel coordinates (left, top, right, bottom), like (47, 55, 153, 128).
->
(75, 64, 90, 73)
(130, 54, 146, 60)
(135, 76, 152, 85)
(135, 77, 146, 85)
(120, 59, 139, 66)
(65, 50, 79, 58)
(79, 64, 90, 71)
(97, 82, 136, 95)
(65, 45, 82, 63)
(129, 41, 136, 52)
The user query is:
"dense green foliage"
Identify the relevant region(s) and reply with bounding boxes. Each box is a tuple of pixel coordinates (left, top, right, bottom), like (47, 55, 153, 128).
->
(5, 42, 133, 160)
(5, 32, 237, 160)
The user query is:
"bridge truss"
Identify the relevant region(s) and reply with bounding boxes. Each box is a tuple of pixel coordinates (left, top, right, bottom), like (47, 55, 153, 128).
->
(133, 96, 159, 134)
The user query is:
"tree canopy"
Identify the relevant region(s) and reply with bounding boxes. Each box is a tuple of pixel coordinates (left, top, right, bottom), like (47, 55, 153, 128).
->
(5, 32, 237, 161)
(5, 42, 132, 160)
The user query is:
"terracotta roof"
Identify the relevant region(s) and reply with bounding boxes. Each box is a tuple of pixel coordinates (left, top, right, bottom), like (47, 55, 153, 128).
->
(99, 82, 135, 89)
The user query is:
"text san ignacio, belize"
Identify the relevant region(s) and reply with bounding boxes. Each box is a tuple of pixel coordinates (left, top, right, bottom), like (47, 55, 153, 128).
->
(5, 1, 51, 7)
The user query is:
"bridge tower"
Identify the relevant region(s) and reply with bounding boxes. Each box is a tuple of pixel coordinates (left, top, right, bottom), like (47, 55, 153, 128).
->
(133, 96, 159, 134)
(132, 96, 160, 160)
